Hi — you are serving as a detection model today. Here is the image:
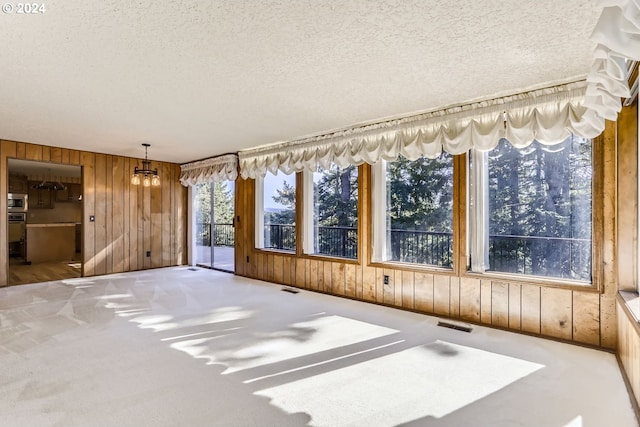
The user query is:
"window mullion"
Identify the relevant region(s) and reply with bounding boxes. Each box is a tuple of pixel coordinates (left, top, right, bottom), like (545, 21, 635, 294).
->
(302, 170, 315, 254)
(372, 160, 389, 262)
(470, 149, 489, 272)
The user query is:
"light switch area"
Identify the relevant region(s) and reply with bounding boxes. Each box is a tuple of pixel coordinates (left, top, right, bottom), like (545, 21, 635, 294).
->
(383, 275, 390, 285)
(89, 215, 95, 222)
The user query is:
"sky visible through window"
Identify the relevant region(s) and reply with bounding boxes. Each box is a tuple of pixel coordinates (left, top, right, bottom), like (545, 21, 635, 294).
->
(264, 172, 296, 210)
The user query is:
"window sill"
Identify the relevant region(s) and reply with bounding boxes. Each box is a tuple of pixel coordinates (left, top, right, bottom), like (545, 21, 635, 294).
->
(255, 248, 296, 255)
(619, 291, 640, 327)
(369, 260, 454, 275)
(462, 270, 597, 292)
(300, 253, 360, 265)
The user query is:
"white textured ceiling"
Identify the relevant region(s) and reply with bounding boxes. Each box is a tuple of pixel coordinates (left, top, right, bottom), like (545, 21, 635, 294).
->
(0, 1, 599, 164)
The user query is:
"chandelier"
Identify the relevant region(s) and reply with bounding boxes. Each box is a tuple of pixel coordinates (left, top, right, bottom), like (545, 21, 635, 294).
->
(131, 143, 160, 187)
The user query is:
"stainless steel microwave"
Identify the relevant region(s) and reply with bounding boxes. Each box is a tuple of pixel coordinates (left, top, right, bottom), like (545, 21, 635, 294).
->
(8, 193, 28, 212)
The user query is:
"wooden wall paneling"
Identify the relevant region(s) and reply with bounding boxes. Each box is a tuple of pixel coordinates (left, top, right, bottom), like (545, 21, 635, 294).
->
(401, 270, 415, 310)
(42, 145, 50, 162)
(0, 141, 17, 285)
(282, 256, 291, 286)
(331, 262, 345, 296)
(454, 153, 467, 276)
(105, 156, 113, 273)
(122, 157, 131, 272)
(273, 254, 283, 284)
(322, 261, 332, 293)
(60, 148, 70, 164)
(459, 277, 480, 322)
(617, 103, 638, 291)
(50, 147, 62, 163)
(256, 252, 264, 280)
(480, 280, 492, 324)
(414, 272, 434, 313)
(572, 291, 601, 346)
(490, 281, 509, 328)
(141, 173, 150, 269)
(382, 268, 394, 305)
(69, 150, 80, 165)
(234, 177, 244, 276)
(618, 300, 640, 406)
(393, 269, 403, 307)
(540, 287, 573, 340)
(150, 182, 163, 269)
(296, 258, 306, 288)
(520, 285, 541, 334)
(345, 263, 356, 297)
(129, 158, 139, 271)
(16, 142, 25, 159)
(112, 155, 125, 273)
(362, 266, 376, 302)
(161, 162, 172, 267)
(433, 274, 450, 316)
(94, 153, 108, 276)
(81, 151, 96, 277)
(449, 276, 460, 318)
(25, 143, 42, 161)
(309, 259, 319, 291)
(601, 120, 618, 349)
(358, 164, 371, 272)
(508, 283, 522, 330)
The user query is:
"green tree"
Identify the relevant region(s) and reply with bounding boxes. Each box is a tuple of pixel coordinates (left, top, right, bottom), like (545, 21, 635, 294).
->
(271, 180, 296, 224)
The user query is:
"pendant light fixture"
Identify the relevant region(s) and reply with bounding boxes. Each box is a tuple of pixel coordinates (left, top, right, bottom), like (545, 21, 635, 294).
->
(131, 143, 160, 187)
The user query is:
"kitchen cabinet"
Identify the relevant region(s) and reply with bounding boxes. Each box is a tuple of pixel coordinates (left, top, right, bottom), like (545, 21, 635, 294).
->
(8, 175, 28, 193)
(28, 183, 53, 209)
(26, 223, 76, 263)
(55, 183, 82, 202)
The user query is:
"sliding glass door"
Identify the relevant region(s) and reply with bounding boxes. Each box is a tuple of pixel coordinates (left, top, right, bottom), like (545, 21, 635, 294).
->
(194, 180, 235, 272)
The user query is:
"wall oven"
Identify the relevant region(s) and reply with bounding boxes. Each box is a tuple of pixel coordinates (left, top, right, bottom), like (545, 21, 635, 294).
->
(8, 212, 26, 259)
(8, 193, 28, 212)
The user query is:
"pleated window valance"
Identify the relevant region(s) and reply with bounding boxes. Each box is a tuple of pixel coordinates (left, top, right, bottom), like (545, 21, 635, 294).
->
(239, 82, 595, 179)
(179, 154, 238, 186)
(583, 0, 639, 130)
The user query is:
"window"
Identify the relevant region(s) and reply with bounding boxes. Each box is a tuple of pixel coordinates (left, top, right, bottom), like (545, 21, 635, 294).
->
(470, 135, 593, 282)
(372, 155, 454, 268)
(256, 171, 296, 252)
(303, 165, 358, 259)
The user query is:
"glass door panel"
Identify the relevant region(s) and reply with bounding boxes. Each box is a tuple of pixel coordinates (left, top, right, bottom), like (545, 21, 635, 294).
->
(212, 181, 235, 272)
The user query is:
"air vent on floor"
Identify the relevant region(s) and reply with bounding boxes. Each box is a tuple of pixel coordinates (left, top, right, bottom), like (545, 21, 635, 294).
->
(281, 287, 299, 294)
(437, 320, 473, 333)
(188, 267, 198, 271)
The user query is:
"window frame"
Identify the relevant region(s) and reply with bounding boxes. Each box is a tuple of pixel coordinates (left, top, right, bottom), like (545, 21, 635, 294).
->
(463, 135, 604, 291)
(369, 155, 461, 274)
(254, 172, 297, 254)
(301, 164, 361, 263)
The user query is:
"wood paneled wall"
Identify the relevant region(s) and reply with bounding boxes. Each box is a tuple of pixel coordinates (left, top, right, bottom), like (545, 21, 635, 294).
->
(617, 296, 640, 410)
(0, 140, 188, 286)
(234, 120, 621, 349)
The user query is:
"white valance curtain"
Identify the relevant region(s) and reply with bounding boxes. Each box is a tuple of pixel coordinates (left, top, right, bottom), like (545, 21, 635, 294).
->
(179, 154, 238, 186)
(583, 0, 639, 130)
(239, 82, 594, 179)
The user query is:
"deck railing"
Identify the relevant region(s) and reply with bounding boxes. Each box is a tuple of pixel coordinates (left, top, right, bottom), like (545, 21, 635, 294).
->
(196, 223, 590, 279)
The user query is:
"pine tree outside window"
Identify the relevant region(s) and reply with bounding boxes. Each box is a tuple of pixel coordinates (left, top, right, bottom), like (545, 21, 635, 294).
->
(303, 165, 358, 259)
(255, 171, 296, 252)
(372, 155, 454, 268)
(469, 135, 593, 282)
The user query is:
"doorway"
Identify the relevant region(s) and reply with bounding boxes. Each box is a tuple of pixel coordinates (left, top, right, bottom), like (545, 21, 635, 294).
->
(194, 180, 235, 273)
(7, 159, 83, 285)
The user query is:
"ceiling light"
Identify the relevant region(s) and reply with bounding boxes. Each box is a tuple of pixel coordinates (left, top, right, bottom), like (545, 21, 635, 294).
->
(131, 143, 160, 186)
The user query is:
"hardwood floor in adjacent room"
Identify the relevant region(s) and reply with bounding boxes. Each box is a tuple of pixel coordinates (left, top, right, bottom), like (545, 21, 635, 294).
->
(7, 259, 81, 286)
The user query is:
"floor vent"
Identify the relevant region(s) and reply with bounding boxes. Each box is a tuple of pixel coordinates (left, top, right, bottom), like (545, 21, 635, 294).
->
(188, 267, 198, 271)
(281, 288, 300, 294)
(437, 320, 472, 333)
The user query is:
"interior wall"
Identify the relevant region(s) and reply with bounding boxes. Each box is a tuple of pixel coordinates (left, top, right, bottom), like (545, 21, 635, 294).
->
(617, 100, 640, 409)
(0, 140, 188, 286)
(234, 121, 620, 350)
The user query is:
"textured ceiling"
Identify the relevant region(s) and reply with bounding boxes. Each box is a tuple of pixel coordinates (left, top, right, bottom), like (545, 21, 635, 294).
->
(0, 0, 600, 164)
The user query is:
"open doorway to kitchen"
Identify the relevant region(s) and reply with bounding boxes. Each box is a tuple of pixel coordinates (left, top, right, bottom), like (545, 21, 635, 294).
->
(7, 159, 83, 285)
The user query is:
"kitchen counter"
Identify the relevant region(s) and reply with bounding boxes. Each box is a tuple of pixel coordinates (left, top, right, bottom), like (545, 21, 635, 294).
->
(27, 224, 77, 263)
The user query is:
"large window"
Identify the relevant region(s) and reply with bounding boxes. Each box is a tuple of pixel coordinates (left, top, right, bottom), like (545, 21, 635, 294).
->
(194, 180, 235, 272)
(256, 172, 296, 252)
(373, 155, 454, 267)
(471, 135, 592, 282)
(303, 165, 358, 259)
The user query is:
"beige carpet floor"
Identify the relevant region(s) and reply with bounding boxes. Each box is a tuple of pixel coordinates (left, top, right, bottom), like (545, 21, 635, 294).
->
(0, 267, 636, 427)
